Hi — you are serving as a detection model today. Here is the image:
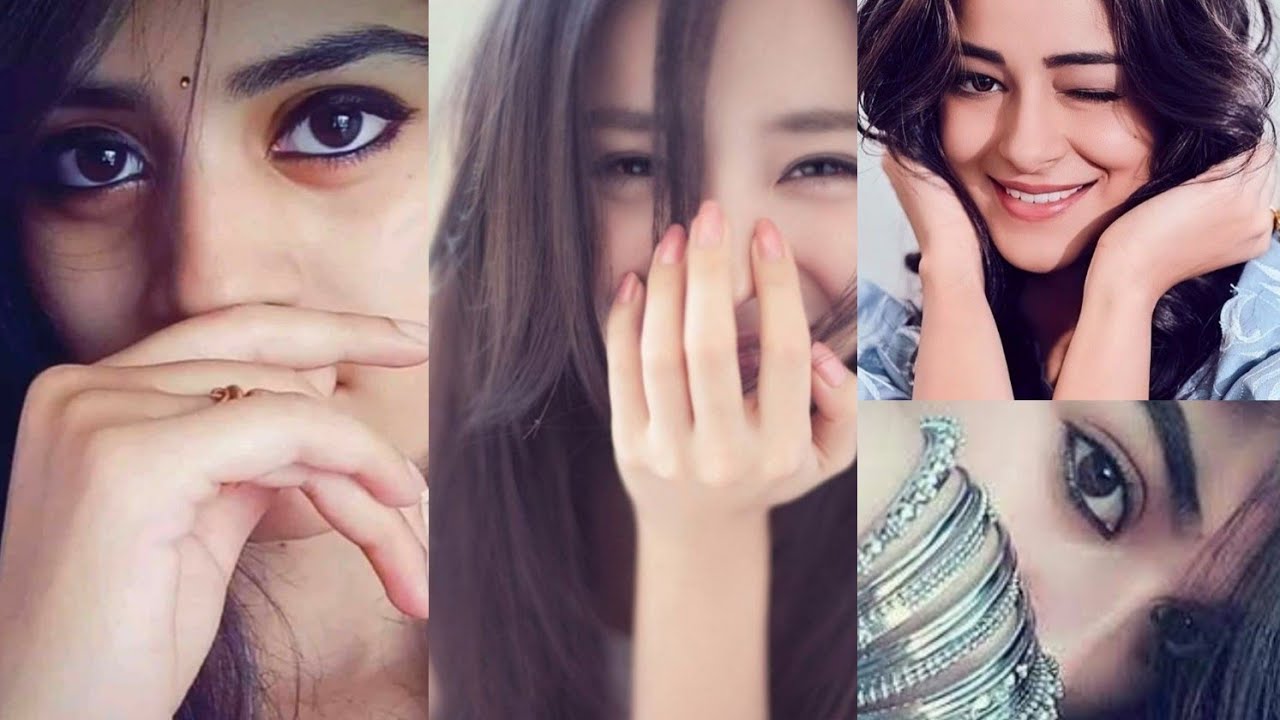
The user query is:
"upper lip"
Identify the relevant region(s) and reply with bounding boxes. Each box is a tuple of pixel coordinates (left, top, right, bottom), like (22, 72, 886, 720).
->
(993, 177, 1093, 193)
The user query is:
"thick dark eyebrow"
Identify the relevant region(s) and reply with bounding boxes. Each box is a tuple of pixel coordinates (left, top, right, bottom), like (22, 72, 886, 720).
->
(54, 83, 150, 112)
(588, 107, 653, 132)
(1045, 51, 1119, 68)
(769, 110, 858, 133)
(1143, 402, 1202, 532)
(960, 42, 1119, 69)
(225, 24, 428, 99)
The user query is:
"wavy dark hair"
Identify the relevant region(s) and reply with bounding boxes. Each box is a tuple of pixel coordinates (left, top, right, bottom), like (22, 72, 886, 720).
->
(859, 0, 1276, 399)
(2, 2, 299, 718)
(429, 0, 856, 717)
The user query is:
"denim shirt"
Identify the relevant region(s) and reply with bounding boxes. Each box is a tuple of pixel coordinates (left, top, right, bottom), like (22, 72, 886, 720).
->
(858, 235, 1280, 400)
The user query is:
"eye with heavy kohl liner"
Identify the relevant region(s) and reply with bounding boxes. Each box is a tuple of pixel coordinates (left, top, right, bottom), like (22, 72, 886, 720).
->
(1061, 421, 1147, 540)
(32, 126, 149, 197)
(270, 85, 415, 165)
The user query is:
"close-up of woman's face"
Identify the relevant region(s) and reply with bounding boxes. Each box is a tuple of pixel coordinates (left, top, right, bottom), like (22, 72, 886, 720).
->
(860, 402, 1280, 717)
(940, 0, 1154, 274)
(18, 0, 430, 529)
(585, 0, 857, 361)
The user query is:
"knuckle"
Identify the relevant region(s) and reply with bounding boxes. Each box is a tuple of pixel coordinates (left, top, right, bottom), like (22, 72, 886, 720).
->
(29, 364, 85, 400)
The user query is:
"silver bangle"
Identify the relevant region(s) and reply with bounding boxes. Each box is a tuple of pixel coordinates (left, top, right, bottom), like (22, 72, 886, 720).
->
(857, 416, 1064, 719)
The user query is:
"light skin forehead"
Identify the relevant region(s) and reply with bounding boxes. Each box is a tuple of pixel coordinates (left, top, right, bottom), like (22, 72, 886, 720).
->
(708, 0, 856, 124)
(588, 0, 855, 116)
(956, 0, 1115, 58)
(89, 0, 427, 106)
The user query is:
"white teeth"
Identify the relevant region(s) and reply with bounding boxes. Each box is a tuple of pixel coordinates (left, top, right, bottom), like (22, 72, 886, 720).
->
(1002, 184, 1085, 204)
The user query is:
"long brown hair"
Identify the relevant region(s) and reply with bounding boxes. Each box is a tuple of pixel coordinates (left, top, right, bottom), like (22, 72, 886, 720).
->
(429, 0, 856, 716)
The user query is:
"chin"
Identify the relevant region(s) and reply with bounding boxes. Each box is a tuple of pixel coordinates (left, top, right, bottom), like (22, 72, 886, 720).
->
(988, 226, 1094, 276)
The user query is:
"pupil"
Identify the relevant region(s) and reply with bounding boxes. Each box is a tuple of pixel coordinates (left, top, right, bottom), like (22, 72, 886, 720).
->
(1075, 448, 1119, 496)
(76, 143, 127, 183)
(311, 107, 362, 148)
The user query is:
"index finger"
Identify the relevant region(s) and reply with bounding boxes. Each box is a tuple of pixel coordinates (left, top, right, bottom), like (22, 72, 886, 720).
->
(101, 304, 430, 369)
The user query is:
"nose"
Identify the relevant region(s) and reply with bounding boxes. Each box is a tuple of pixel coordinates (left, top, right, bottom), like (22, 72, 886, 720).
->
(163, 154, 303, 319)
(997, 88, 1069, 174)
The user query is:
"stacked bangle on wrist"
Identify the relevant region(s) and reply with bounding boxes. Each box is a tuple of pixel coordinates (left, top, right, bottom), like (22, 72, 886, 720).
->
(857, 417, 1064, 719)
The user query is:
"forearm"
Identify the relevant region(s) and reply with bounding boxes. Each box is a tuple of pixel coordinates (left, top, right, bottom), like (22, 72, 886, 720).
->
(912, 257, 1014, 400)
(1053, 274, 1156, 400)
(631, 515, 770, 720)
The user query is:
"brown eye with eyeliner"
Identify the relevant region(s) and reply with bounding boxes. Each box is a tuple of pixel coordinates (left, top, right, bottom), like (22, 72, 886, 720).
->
(270, 86, 414, 163)
(1063, 424, 1138, 539)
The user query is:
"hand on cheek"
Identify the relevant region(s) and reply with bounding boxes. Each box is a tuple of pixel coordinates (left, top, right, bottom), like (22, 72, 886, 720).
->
(604, 202, 856, 537)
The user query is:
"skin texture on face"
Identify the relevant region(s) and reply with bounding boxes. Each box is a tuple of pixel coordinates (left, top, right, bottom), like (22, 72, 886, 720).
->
(858, 402, 1280, 716)
(586, 0, 856, 362)
(19, 0, 429, 539)
(940, 0, 1154, 274)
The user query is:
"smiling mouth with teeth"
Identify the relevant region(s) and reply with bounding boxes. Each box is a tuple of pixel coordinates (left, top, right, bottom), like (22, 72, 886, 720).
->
(1001, 183, 1088, 204)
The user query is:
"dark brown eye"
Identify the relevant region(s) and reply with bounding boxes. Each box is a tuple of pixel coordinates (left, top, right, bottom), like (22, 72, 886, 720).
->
(272, 87, 413, 159)
(957, 72, 1003, 94)
(38, 128, 146, 191)
(1064, 426, 1132, 538)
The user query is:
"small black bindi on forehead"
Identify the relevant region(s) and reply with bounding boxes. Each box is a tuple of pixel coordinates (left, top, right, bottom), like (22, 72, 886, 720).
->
(179, 76, 191, 89)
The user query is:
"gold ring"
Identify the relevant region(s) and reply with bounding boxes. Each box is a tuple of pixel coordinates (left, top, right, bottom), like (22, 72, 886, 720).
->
(209, 385, 249, 403)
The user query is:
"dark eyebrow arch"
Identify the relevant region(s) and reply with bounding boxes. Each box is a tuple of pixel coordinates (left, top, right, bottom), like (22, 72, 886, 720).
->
(960, 42, 1119, 69)
(1143, 402, 1202, 531)
(1045, 51, 1119, 68)
(54, 83, 150, 112)
(588, 107, 654, 132)
(770, 110, 858, 133)
(225, 24, 428, 99)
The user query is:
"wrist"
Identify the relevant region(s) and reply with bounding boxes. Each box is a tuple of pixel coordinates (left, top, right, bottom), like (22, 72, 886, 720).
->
(1083, 255, 1161, 316)
(917, 249, 985, 296)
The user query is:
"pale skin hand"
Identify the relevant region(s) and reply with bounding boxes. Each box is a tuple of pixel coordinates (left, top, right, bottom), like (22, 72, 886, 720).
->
(0, 305, 431, 719)
(882, 153, 1014, 399)
(1056, 148, 1279, 399)
(604, 201, 856, 720)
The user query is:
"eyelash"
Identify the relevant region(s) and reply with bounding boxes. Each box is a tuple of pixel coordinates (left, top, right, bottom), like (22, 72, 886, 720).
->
(1061, 422, 1144, 540)
(953, 71, 1122, 104)
(780, 155, 856, 183)
(32, 86, 415, 197)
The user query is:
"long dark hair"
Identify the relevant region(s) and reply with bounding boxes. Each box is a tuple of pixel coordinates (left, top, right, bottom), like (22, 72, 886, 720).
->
(859, 0, 1276, 399)
(429, 0, 856, 717)
(1, 2, 262, 718)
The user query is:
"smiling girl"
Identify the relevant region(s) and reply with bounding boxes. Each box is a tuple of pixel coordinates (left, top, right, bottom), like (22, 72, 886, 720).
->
(430, 0, 856, 717)
(858, 0, 1279, 400)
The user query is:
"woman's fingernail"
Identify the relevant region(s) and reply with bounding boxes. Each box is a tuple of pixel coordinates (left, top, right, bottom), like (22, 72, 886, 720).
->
(695, 201, 723, 248)
(393, 319, 431, 345)
(812, 341, 849, 387)
(756, 221, 785, 262)
(657, 226, 687, 264)
(615, 272, 641, 304)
